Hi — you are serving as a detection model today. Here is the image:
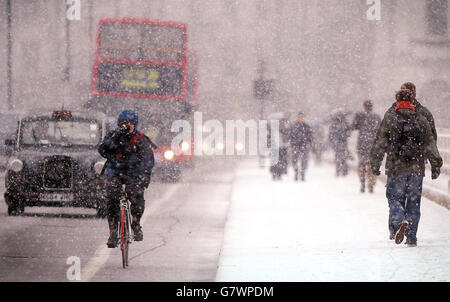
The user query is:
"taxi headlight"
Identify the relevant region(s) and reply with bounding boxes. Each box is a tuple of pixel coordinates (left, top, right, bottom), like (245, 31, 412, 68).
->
(164, 150, 174, 161)
(9, 159, 23, 172)
(94, 161, 106, 175)
(181, 141, 190, 152)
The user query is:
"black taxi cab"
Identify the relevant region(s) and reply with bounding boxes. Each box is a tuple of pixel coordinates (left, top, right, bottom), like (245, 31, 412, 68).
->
(4, 110, 109, 217)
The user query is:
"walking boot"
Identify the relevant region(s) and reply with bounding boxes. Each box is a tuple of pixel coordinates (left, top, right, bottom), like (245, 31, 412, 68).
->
(405, 237, 417, 247)
(394, 221, 408, 244)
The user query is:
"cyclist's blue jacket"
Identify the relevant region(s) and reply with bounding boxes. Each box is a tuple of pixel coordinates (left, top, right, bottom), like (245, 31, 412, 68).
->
(98, 128, 155, 179)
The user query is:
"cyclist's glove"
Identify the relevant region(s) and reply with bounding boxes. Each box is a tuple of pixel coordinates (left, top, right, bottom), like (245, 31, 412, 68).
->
(112, 125, 129, 140)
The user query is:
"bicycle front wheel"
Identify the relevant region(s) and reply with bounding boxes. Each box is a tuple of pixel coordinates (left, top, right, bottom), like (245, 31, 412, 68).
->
(120, 206, 129, 268)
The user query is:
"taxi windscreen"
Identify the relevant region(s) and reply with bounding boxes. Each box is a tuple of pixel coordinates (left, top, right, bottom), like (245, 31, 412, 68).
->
(21, 119, 101, 147)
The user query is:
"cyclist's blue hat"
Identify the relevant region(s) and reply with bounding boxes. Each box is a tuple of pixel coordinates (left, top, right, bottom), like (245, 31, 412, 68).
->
(117, 109, 138, 128)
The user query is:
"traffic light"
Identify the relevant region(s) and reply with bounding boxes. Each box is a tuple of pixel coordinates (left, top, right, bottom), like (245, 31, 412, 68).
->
(253, 79, 273, 99)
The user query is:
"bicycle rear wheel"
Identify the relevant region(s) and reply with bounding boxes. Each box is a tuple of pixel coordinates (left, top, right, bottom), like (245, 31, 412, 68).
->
(120, 206, 129, 268)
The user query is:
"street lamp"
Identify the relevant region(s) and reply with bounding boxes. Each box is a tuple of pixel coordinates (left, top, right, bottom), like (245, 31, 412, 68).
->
(253, 61, 274, 120)
(6, 0, 13, 110)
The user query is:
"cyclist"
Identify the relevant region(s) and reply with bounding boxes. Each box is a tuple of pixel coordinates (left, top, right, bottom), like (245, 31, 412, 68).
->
(98, 109, 155, 248)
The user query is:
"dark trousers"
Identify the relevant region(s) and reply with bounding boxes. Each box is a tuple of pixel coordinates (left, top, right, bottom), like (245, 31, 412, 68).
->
(270, 147, 289, 176)
(292, 148, 309, 179)
(105, 175, 145, 230)
(334, 149, 348, 176)
(386, 173, 424, 244)
(358, 160, 376, 191)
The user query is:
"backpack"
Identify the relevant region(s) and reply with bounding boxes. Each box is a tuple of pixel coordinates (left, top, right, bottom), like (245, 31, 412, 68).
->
(393, 111, 425, 163)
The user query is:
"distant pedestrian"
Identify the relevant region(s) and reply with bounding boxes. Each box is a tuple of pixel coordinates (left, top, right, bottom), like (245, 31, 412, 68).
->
(289, 112, 313, 181)
(329, 111, 352, 177)
(351, 100, 381, 193)
(270, 117, 290, 180)
(370, 89, 442, 247)
(311, 124, 326, 165)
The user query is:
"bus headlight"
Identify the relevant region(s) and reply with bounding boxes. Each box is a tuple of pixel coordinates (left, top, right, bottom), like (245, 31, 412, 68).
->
(181, 141, 190, 152)
(216, 142, 224, 150)
(164, 150, 174, 161)
(94, 161, 106, 175)
(9, 159, 23, 172)
(235, 142, 244, 151)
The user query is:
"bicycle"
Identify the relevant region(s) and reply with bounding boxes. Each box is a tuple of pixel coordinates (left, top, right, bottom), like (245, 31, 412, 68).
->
(118, 184, 133, 268)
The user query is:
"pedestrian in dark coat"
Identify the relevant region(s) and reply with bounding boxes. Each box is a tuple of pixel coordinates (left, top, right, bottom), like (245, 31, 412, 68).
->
(270, 117, 290, 180)
(98, 109, 155, 248)
(351, 100, 381, 193)
(289, 112, 313, 181)
(370, 89, 442, 247)
(328, 111, 352, 177)
(311, 124, 326, 164)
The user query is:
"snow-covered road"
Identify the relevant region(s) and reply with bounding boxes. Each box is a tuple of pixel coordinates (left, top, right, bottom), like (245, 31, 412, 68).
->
(216, 159, 450, 282)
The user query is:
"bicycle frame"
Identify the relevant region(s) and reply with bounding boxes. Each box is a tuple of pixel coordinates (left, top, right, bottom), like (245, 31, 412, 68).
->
(118, 185, 133, 268)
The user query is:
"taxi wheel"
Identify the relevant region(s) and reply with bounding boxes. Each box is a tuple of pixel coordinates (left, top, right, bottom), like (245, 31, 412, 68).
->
(6, 197, 24, 216)
(7, 205, 22, 216)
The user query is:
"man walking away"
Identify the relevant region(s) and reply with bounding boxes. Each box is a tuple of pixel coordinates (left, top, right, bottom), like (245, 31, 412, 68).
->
(311, 124, 326, 165)
(351, 100, 381, 193)
(329, 111, 352, 177)
(370, 89, 442, 247)
(289, 112, 313, 181)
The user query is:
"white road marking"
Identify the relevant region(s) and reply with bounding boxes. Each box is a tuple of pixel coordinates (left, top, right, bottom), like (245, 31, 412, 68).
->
(82, 184, 180, 281)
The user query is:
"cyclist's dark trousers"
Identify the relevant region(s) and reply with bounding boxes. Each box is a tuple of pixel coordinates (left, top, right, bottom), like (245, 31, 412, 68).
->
(105, 175, 145, 230)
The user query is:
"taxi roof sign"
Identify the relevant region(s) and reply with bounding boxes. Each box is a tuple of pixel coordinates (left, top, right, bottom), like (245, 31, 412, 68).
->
(52, 110, 72, 119)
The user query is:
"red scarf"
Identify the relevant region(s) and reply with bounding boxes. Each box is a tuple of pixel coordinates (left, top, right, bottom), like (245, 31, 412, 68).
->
(395, 100, 415, 111)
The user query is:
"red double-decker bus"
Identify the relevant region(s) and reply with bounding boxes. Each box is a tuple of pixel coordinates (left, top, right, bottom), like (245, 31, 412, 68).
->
(86, 18, 197, 181)
(91, 18, 188, 100)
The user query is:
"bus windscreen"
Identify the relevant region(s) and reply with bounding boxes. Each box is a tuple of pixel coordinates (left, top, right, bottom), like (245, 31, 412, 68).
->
(96, 62, 183, 96)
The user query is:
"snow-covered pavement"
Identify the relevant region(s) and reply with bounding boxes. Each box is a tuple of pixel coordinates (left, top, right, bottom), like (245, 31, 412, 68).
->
(216, 159, 450, 282)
